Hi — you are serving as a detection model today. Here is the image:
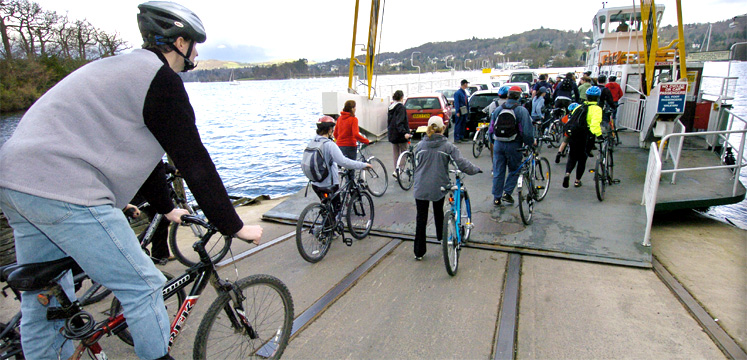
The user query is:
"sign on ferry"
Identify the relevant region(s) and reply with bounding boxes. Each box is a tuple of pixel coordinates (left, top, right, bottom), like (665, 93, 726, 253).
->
(657, 83, 688, 114)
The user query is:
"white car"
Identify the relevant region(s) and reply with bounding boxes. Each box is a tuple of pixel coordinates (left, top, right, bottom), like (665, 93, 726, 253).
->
(502, 82, 530, 95)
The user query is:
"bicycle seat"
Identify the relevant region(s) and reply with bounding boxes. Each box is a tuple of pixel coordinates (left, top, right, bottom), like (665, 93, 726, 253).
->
(0, 263, 19, 283)
(6, 257, 82, 292)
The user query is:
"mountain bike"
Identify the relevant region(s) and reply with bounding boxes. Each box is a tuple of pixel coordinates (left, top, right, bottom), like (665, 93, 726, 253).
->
(3, 215, 294, 360)
(514, 145, 551, 225)
(591, 133, 618, 201)
(472, 122, 492, 158)
(356, 143, 388, 197)
(395, 130, 418, 190)
(296, 169, 375, 263)
(441, 154, 476, 276)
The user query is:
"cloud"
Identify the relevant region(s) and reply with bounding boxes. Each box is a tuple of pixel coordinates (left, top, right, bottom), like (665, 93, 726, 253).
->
(198, 43, 272, 63)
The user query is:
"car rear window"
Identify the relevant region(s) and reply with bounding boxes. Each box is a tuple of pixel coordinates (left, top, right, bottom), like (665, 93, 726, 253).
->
(510, 74, 533, 84)
(469, 94, 498, 109)
(405, 97, 441, 110)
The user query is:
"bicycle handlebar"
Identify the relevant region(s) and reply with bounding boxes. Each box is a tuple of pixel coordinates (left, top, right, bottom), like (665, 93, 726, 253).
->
(180, 214, 213, 229)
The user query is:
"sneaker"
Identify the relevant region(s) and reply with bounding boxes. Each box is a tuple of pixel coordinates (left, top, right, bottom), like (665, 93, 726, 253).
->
(574, 180, 583, 187)
(562, 175, 570, 188)
(493, 198, 501, 206)
(555, 153, 561, 164)
(392, 171, 398, 179)
(414, 256, 423, 261)
(502, 193, 514, 204)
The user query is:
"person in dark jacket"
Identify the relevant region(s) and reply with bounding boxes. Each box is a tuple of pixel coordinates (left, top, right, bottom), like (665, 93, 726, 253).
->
(553, 72, 580, 105)
(412, 116, 481, 260)
(453, 79, 470, 142)
(597, 75, 616, 125)
(387, 90, 412, 177)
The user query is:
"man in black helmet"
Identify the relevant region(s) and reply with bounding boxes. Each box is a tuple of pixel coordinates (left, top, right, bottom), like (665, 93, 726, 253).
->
(0, 2, 261, 359)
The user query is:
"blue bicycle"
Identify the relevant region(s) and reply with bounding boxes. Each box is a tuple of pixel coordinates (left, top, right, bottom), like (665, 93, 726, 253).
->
(514, 145, 551, 225)
(440, 155, 474, 276)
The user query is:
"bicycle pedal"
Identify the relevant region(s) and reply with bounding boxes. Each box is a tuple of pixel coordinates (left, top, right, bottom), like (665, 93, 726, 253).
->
(465, 223, 474, 230)
(343, 237, 353, 246)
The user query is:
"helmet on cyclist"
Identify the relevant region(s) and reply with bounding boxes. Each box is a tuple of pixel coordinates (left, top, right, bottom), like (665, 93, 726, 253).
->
(508, 86, 523, 93)
(316, 115, 336, 132)
(497, 85, 510, 97)
(568, 103, 580, 112)
(586, 86, 602, 97)
(138, 1, 206, 71)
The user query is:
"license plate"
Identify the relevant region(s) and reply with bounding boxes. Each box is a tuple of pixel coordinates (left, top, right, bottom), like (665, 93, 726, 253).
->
(413, 114, 430, 119)
(478, 122, 488, 128)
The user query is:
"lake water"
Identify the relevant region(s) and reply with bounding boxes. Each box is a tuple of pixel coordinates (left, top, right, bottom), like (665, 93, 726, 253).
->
(1, 66, 746, 229)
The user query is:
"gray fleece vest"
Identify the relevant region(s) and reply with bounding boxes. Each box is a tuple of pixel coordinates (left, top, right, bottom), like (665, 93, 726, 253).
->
(0, 49, 167, 209)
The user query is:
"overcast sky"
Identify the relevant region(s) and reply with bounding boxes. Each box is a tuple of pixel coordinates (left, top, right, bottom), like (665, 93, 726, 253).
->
(29, 0, 747, 63)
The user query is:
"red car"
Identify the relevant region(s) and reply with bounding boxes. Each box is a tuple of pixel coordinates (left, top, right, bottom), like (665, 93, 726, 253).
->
(404, 93, 452, 136)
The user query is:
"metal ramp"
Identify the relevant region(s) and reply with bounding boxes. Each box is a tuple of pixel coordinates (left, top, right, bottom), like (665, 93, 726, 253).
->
(263, 132, 743, 268)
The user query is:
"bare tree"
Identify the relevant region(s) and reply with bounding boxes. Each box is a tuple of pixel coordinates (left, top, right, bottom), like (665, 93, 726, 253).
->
(0, 0, 14, 59)
(10, 0, 44, 58)
(95, 29, 129, 58)
(72, 19, 95, 60)
(33, 9, 57, 57)
(51, 12, 72, 58)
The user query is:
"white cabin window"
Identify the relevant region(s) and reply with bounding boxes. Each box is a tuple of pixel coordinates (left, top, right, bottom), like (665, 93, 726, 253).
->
(599, 15, 606, 34)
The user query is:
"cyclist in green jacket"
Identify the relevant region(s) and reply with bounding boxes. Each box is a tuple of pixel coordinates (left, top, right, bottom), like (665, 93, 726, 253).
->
(563, 87, 603, 188)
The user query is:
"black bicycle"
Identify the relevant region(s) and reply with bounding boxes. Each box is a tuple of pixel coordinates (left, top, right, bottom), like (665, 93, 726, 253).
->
(296, 169, 375, 263)
(355, 143, 388, 197)
(591, 133, 618, 202)
(472, 123, 492, 158)
(3, 215, 294, 359)
(396, 131, 418, 190)
(514, 145, 551, 225)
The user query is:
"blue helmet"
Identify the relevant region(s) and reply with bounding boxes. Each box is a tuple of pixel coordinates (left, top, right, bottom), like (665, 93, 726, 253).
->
(586, 86, 602, 97)
(568, 103, 580, 112)
(497, 86, 510, 96)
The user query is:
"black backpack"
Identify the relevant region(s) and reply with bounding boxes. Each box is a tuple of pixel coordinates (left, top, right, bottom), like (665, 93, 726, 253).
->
(301, 138, 331, 182)
(563, 104, 589, 137)
(492, 105, 520, 141)
(559, 78, 574, 92)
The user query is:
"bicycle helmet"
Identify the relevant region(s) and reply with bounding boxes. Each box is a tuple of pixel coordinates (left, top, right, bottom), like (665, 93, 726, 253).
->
(586, 86, 602, 97)
(497, 86, 509, 97)
(568, 103, 580, 112)
(508, 86, 523, 93)
(138, 1, 206, 71)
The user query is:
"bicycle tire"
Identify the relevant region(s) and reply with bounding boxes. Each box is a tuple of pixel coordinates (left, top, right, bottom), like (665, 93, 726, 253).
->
(518, 174, 534, 225)
(363, 157, 388, 197)
(347, 191, 374, 240)
(76, 276, 112, 306)
(606, 144, 615, 185)
(396, 152, 415, 190)
(472, 129, 484, 158)
(295, 203, 332, 263)
(459, 190, 471, 242)
(110, 271, 186, 347)
(193, 274, 294, 360)
(0, 321, 23, 359)
(169, 217, 231, 267)
(595, 159, 606, 202)
(442, 210, 459, 276)
(548, 121, 562, 148)
(534, 157, 551, 202)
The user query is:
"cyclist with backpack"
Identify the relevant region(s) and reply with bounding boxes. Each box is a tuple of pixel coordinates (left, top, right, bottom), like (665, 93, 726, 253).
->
(554, 103, 581, 163)
(553, 72, 581, 105)
(562, 87, 603, 188)
(596, 75, 616, 126)
(490, 86, 535, 206)
(303, 116, 372, 211)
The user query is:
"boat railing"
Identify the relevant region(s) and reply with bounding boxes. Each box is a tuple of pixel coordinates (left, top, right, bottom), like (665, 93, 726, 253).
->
(700, 76, 739, 147)
(617, 95, 646, 132)
(376, 78, 460, 98)
(642, 110, 747, 246)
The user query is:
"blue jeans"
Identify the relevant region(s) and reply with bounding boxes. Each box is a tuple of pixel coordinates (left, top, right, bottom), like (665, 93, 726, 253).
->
(0, 188, 170, 359)
(492, 140, 522, 200)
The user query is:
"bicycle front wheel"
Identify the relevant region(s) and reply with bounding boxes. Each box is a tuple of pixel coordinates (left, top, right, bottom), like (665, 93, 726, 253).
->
(472, 129, 485, 158)
(193, 274, 294, 360)
(110, 271, 186, 346)
(169, 219, 231, 267)
(347, 191, 374, 239)
(517, 174, 534, 225)
(459, 190, 472, 242)
(534, 157, 551, 201)
(363, 157, 388, 197)
(595, 159, 606, 202)
(397, 152, 415, 190)
(442, 210, 459, 276)
(76, 276, 112, 306)
(296, 203, 332, 263)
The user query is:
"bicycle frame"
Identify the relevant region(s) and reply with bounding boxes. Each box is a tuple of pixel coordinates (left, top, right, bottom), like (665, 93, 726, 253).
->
(443, 157, 472, 245)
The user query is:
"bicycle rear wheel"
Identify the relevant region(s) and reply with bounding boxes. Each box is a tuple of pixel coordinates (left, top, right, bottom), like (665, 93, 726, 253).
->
(169, 219, 231, 267)
(595, 158, 606, 202)
(363, 157, 388, 197)
(472, 129, 485, 158)
(441, 211, 459, 276)
(193, 274, 294, 360)
(110, 271, 186, 346)
(606, 145, 615, 185)
(517, 174, 534, 225)
(546, 121, 561, 148)
(347, 191, 374, 239)
(396, 152, 415, 190)
(296, 203, 332, 263)
(75, 275, 112, 306)
(534, 157, 551, 201)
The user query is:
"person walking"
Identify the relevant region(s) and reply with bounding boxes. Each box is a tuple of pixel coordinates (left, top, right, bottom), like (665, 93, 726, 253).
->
(453, 79, 470, 142)
(596, 75, 616, 126)
(531, 86, 548, 122)
(0, 3, 262, 359)
(562, 87, 603, 188)
(387, 90, 411, 178)
(490, 86, 535, 206)
(605, 75, 624, 123)
(554, 102, 580, 163)
(335, 100, 370, 160)
(412, 116, 480, 260)
(578, 76, 592, 102)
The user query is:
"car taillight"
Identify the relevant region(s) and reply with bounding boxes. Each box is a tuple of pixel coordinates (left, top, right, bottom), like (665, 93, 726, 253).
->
(436, 113, 444, 118)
